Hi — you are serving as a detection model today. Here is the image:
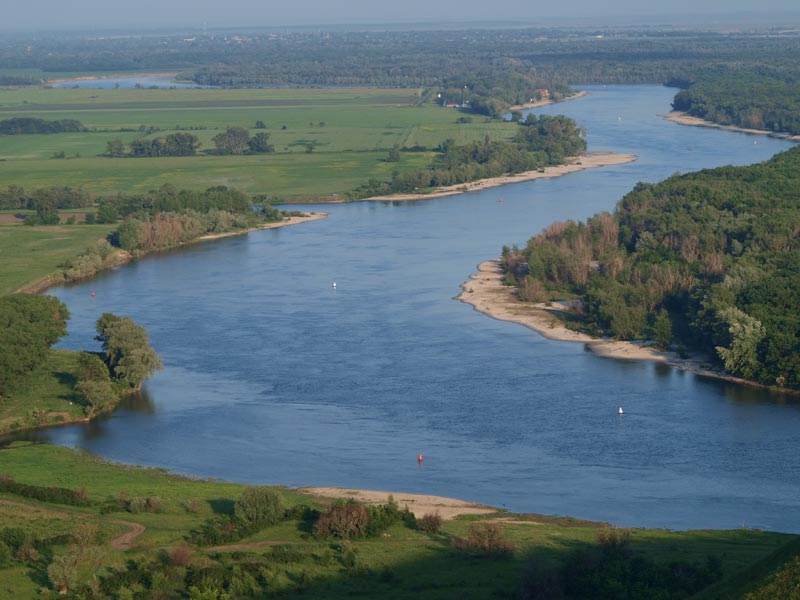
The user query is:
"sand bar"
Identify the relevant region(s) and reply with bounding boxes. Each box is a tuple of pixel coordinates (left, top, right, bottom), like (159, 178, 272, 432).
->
(197, 212, 327, 241)
(456, 259, 797, 392)
(299, 487, 499, 520)
(663, 111, 800, 141)
(508, 89, 588, 111)
(366, 152, 636, 202)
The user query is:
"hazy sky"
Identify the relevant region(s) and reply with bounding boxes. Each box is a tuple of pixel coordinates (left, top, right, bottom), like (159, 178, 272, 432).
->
(5, 0, 798, 30)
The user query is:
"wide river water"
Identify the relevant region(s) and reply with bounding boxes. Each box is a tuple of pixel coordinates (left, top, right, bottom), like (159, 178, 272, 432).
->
(28, 85, 800, 532)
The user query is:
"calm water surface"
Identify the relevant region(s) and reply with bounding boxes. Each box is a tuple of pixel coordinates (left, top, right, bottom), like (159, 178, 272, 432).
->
(32, 86, 800, 531)
(53, 75, 206, 89)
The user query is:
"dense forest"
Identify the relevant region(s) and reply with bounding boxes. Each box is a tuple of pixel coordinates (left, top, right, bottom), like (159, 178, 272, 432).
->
(672, 73, 800, 135)
(503, 146, 800, 389)
(4, 27, 800, 127)
(351, 114, 585, 198)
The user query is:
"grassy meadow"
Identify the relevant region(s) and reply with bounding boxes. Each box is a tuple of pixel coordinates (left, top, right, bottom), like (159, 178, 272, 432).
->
(0, 86, 518, 198)
(0, 442, 795, 599)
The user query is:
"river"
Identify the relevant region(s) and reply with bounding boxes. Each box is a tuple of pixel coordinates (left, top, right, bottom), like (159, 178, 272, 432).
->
(28, 85, 800, 532)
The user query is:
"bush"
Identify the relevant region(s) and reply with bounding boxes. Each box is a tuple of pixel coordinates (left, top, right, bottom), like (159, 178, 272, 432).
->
(0, 476, 91, 506)
(417, 512, 443, 534)
(452, 522, 516, 558)
(234, 487, 284, 527)
(169, 544, 191, 567)
(313, 502, 370, 539)
(0, 541, 12, 568)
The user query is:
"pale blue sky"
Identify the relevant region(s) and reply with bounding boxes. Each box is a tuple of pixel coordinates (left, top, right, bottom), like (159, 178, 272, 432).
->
(5, 0, 798, 30)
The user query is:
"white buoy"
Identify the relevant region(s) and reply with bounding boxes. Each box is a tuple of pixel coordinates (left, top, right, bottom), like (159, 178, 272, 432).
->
(332, 281, 337, 289)
(618, 407, 624, 415)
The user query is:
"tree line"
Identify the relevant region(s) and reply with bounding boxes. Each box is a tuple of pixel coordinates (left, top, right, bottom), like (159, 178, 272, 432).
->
(0, 117, 86, 135)
(104, 127, 274, 158)
(503, 146, 800, 389)
(351, 114, 585, 198)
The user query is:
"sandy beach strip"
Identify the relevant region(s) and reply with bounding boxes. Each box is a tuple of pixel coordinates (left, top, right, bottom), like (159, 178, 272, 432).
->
(366, 152, 636, 202)
(662, 111, 800, 141)
(45, 72, 180, 84)
(508, 89, 589, 111)
(455, 259, 790, 392)
(197, 212, 327, 241)
(298, 487, 499, 520)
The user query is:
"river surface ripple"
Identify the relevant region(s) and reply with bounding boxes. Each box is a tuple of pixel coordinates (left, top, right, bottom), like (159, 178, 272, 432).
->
(33, 85, 800, 532)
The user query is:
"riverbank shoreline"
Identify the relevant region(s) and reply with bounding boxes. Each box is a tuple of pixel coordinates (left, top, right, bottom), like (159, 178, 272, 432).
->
(365, 152, 636, 202)
(16, 212, 327, 296)
(298, 487, 500, 520)
(457, 260, 798, 394)
(44, 72, 180, 85)
(662, 111, 800, 141)
(508, 89, 589, 111)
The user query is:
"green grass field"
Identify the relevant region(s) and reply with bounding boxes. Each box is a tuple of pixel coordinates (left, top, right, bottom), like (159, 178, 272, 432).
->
(0, 222, 115, 294)
(0, 87, 517, 198)
(0, 443, 795, 599)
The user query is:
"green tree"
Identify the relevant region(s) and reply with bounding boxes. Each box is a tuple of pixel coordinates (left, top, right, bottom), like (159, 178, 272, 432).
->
(95, 313, 163, 390)
(247, 132, 274, 154)
(212, 126, 251, 155)
(234, 487, 284, 527)
(96, 202, 118, 224)
(47, 554, 78, 595)
(105, 138, 126, 157)
(652, 309, 673, 349)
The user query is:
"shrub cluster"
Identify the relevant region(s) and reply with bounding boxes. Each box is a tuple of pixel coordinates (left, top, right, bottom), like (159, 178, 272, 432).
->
(0, 475, 91, 506)
(452, 522, 517, 558)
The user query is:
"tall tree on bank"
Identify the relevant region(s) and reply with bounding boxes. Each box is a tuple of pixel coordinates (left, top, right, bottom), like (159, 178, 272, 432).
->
(95, 313, 163, 390)
(0, 295, 70, 396)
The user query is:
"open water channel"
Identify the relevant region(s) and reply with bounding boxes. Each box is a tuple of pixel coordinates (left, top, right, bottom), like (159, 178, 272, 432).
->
(26, 85, 800, 531)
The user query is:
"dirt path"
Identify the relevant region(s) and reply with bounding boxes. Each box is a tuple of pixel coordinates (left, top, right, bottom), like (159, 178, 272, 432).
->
(0, 497, 145, 550)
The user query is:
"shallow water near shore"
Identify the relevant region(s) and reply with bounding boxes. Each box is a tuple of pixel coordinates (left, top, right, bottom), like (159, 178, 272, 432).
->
(30, 85, 800, 532)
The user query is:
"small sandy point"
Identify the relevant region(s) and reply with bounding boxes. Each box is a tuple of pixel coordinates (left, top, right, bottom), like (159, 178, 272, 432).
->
(456, 259, 795, 392)
(197, 212, 327, 241)
(508, 90, 589, 111)
(366, 152, 636, 202)
(298, 487, 498, 520)
(662, 112, 800, 141)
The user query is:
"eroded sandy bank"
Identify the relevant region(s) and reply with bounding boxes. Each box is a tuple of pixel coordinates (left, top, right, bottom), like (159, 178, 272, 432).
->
(662, 112, 800, 141)
(366, 152, 636, 202)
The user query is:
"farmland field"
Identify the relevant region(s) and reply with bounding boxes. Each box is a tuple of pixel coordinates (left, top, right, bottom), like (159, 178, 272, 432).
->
(0, 87, 518, 199)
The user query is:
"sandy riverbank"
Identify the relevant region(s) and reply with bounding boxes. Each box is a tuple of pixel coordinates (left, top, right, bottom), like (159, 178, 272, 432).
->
(299, 487, 499, 520)
(456, 259, 791, 390)
(197, 212, 327, 241)
(662, 112, 800, 141)
(508, 90, 589, 111)
(366, 152, 636, 202)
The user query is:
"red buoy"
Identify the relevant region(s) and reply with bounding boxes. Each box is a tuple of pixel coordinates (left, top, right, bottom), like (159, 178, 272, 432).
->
(91, 291, 96, 298)
(417, 453, 424, 463)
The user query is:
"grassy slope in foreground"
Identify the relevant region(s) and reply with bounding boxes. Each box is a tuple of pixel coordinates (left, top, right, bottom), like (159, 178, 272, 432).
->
(0, 443, 795, 599)
(0, 87, 519, 199)
(0, 222, 116, 295)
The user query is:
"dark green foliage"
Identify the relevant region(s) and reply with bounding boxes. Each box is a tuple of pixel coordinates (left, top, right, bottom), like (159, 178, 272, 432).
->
(129, 132, 201, 157)
(0, 294, 69, 395)
(233, 486, 284, 527)
(673, 74, 800, 136)
(0, 475, 91, 506)
(247, 131, 274, 153)
(508, 146, 800, 388)
(95, 313, 163, 390)
(743, 556, 800, 600)
(0, 117, 86, 134)
(519, 533, 723, 600)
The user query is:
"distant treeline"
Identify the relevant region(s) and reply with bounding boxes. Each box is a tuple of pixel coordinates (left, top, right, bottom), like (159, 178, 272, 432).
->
(504, 146, 800, 389)
(352, 114, 585, 198)
(672, 73, 800, 135)
(0, 117, 86, 135)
